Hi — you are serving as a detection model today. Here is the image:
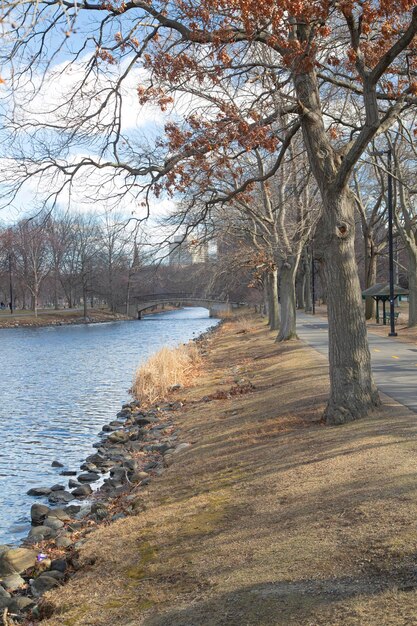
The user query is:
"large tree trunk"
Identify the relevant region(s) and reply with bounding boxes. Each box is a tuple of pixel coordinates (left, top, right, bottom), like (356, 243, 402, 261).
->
(406, 244, 417, 327)
(321, 188, 380, 424)
(268, 269, 280, 330)
(293, 60, 378, 423)
(276, 261, 298, 342)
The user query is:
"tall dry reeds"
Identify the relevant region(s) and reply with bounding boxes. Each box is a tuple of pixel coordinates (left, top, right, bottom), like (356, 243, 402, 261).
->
(131, 342, 201, 405)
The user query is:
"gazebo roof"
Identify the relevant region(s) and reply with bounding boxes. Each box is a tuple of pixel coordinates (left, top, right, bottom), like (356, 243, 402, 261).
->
(362, 282, 409, 297)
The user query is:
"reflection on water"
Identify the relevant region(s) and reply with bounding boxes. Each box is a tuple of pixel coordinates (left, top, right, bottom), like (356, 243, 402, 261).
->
(0, 308, 217, 544)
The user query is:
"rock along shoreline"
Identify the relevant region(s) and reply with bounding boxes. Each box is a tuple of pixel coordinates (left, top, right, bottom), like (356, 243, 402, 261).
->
(0, 323, 219, 624)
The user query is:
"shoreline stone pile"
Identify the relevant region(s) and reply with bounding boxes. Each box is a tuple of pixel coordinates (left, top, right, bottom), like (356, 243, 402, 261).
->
(0, 396, 192, 623)
(0, 324, 218, 623)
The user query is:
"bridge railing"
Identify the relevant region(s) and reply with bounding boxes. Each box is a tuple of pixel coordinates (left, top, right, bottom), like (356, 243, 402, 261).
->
(133, 293, 229, 303)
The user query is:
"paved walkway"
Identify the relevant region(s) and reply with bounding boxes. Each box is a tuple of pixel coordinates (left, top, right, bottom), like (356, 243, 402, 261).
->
(297, 312, 417, 413)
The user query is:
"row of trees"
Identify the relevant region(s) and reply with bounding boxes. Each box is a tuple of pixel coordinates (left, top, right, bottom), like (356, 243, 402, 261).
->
(0, 213, 141, 316)
(2, 0, 417, 423)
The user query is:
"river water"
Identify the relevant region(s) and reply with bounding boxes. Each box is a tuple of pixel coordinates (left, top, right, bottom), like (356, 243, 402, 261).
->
(0, 308, 217, 545)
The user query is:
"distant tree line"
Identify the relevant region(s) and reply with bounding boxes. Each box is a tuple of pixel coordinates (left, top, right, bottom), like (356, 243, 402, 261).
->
(0, 212, 143, 316)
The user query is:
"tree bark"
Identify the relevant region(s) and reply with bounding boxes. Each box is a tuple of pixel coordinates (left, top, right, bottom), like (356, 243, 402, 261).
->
(276, 261, 298, 342)
(268, 268, 280, 330)
(263, 278, 270, 321)
(296, 269, 305, 310)
(304, 250, 312, 312)
(321, 188, 380, 424)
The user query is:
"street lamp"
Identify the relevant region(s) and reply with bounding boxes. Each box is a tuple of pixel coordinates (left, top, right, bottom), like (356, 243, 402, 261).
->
(311, 243, 316, 315)
(369, 147, 397, 337)
(387, 149, 397, 337)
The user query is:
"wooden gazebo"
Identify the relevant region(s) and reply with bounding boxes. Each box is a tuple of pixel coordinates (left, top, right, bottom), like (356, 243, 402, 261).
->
(362, 283, 409, 325)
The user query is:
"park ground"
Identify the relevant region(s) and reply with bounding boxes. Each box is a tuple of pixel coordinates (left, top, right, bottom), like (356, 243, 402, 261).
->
(39, 314, 417, 626)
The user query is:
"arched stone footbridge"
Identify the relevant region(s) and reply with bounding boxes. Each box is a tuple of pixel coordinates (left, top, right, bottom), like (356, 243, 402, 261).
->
(123, 293, 243, 319)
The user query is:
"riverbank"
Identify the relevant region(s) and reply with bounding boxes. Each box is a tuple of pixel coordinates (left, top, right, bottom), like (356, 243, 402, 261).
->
(0, 305, 183, 329)
(0, 309, 130, 329)
(8, 313, 417, 625)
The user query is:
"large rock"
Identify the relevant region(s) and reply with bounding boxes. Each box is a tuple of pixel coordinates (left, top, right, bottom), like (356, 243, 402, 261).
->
(50, 559, 67, 573)
(72, 484, 92, 497)
(134, 416, 153, 426)
(0, 595, 11, 610)
(27, 487, 52, 497)
(28, 526, 53, 540)
(48, 490, 75, 504)
(47, 508, 72, 521)
(64, 505, 81, 517)
(91, 502, 108, 521)
(31, 575, 60, 597)
(31, 504, 50, 525)
(0, 548, 37, 577)
(107, 430, 129, 444)
(9, 596, 35, 613)
(86, 452, 106, 464)
(77, 472, 100, 483)
(51, 460, 64, 468)
(44, 517, 64, 530)
(1, 573, 25, 590)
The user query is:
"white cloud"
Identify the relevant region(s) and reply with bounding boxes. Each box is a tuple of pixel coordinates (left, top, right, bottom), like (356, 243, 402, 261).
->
(11, 56, 167, 135)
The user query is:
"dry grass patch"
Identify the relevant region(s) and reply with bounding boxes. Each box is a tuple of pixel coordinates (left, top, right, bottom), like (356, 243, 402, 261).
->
(131, 342, 201, 405)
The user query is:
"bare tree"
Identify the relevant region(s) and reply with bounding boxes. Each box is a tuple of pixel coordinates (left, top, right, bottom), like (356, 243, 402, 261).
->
(13, 216, 50, 316)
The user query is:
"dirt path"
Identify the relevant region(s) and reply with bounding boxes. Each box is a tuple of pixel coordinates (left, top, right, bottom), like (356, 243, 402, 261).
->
(40, 315, 417, 626)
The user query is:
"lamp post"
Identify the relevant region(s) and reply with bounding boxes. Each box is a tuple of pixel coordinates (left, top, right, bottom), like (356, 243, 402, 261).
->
(311, 243, 315, 315)
(370, 148, 397, 337)
(387, 149, 397, 337)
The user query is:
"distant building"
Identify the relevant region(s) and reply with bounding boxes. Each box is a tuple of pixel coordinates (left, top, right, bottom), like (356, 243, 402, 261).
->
(169, 236, 208, 266)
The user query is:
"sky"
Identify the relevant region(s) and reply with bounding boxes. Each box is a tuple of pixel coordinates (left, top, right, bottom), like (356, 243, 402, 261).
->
(0, 8, 182, 229)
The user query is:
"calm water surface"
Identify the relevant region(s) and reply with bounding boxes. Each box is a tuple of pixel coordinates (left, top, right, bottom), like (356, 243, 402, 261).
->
(0, 308, 217, 544)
